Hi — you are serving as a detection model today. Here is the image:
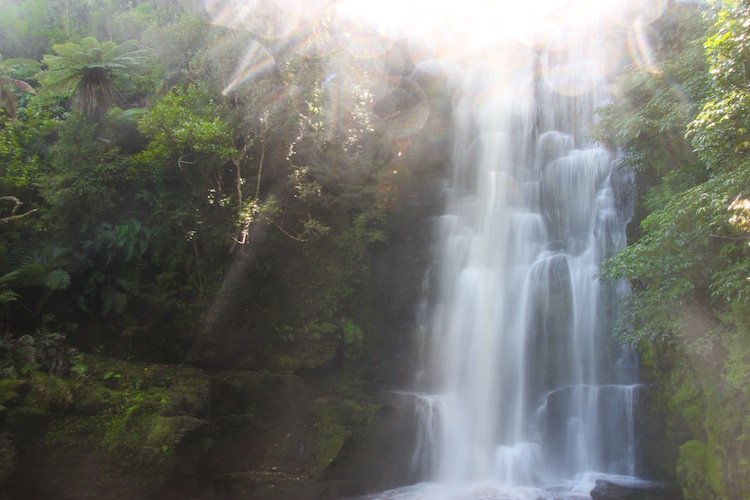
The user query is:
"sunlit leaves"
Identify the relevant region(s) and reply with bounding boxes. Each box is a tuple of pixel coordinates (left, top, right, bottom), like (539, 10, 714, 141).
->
(689, 3, 750, 171)
(599, 2, 750, 344)
(594, 7, 709, 174)
(137, 84, 237, 165)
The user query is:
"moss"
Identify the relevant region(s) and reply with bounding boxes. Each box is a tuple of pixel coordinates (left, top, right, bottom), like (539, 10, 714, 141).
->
(647, 322, 750, 498)
(26, 374, 74, 411)
(638, 342, 656, 369)
(101, 412, 204, 466)
(44, 414, 108, 463)
(1, 354, 209, 498)
(677, 440, 725, 500)
(310, 396, 380, 478)
(267, 354, 303, 374)
(723, 329, 750, 393)
(668, 371, 705, 438)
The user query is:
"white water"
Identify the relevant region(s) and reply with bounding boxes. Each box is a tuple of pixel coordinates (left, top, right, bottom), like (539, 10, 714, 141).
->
(373, 11, 640, 500)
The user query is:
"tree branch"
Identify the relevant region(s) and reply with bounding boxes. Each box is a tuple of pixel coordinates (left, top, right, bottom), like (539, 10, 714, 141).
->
(0, 209, 38, 224)
(709, 234, 750, 242)
(0, 197, 37, 223)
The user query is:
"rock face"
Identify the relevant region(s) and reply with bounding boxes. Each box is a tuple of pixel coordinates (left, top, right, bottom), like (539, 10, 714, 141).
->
(590, 478, 683, 500)
(0, 356, 212, 499)
(206, 372, 419, 499)
(0, 436, 18, 488)
(0, 357, 423, 500)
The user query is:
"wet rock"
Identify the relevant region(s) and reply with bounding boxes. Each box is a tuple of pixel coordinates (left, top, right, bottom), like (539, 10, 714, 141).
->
(590, 478, 683, 500)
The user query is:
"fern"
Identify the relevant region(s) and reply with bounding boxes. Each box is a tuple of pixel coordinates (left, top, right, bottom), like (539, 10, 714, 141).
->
(39, 37, 148, 117)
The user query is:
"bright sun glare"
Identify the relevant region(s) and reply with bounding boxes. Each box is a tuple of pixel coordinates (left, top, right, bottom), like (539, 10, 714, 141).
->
(205, 0, 669, 104)
(205, 0, 668, 52)
(335, 0, 669, 60)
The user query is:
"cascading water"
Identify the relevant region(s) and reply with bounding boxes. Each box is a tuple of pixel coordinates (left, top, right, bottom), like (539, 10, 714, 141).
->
(372, 7, 644, 499)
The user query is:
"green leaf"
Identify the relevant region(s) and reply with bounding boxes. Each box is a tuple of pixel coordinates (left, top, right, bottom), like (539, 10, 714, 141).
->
(45, 269, 70, 290)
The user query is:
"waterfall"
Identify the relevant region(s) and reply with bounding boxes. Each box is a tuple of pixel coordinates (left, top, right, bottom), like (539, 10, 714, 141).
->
(393, 16, 637, 500)
(358, 2, 659, 499)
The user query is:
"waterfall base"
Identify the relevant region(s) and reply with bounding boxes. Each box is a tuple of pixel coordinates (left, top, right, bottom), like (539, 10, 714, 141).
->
(362, 481, 589, 500)
(362, 474, 669, 500)
(590, 477, 682, 500)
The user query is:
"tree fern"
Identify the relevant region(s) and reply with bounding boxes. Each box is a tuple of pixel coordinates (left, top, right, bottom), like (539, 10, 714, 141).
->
(39, 37, 148, 118)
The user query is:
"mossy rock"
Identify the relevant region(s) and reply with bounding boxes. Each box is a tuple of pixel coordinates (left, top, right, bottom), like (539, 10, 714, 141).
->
(311, 396, 380, 478)
(3, 355, 211, 499)
(676, 440, 725, 500)
(669, 375, 705, 439)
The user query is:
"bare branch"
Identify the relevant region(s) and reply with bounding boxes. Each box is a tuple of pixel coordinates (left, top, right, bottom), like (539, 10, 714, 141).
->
(0, 209, 38, 224)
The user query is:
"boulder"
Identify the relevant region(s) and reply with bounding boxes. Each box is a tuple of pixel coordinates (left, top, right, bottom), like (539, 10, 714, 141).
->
(590, 478, 683, 500)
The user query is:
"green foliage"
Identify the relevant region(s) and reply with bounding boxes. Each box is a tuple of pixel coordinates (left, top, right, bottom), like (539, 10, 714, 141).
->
(39, 37, 149, 118)
(342, 319, 364, 360)
(0, 57, 40, 119)
(599, 3, 750, 495)
(0, 0, 406, 369)
(593, 4, 710, 220)
(0, 233, 71, 330)
(76, 219, 151, 316)
(0, 92, 68, 189)
(85, 219, 151, 267)
(599, 3, 750, 344)
(40, 115, 130, 234)
(689, 3, 750, 171)
(339, 206, 387, 264)
(90, 2, 160, 44)
(137, 84, 236, 164)
(139, 12, 211, 88)
(602, 171, 750, 342)
(0, 318, 76, 378)
(0, 0, 79, 59)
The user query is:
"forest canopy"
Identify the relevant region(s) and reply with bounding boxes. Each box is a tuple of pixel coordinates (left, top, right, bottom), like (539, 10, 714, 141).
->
(0, 0, 433, 376)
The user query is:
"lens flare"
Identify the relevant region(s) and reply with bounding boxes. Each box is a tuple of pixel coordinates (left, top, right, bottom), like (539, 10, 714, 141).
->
(627, 18, 659, 74)
(373, 78, 430, 138)
(602, 0, 668, 28)
(542, 36, 608, 96)
(208, 0, 669, 119)
(205, 0, 304, 39)
(221, 41, 275, 95)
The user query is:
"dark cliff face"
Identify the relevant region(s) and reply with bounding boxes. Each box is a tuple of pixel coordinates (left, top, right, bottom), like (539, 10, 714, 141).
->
(198, 158, 448, 499)
(635, 304, 750, 500)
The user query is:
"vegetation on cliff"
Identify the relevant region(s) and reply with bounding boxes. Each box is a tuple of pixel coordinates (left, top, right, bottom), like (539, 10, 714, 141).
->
(596, 1, 750, 497)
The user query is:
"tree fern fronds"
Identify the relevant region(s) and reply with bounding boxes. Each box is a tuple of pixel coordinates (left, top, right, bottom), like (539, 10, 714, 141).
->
(39, 37, 149, 119)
